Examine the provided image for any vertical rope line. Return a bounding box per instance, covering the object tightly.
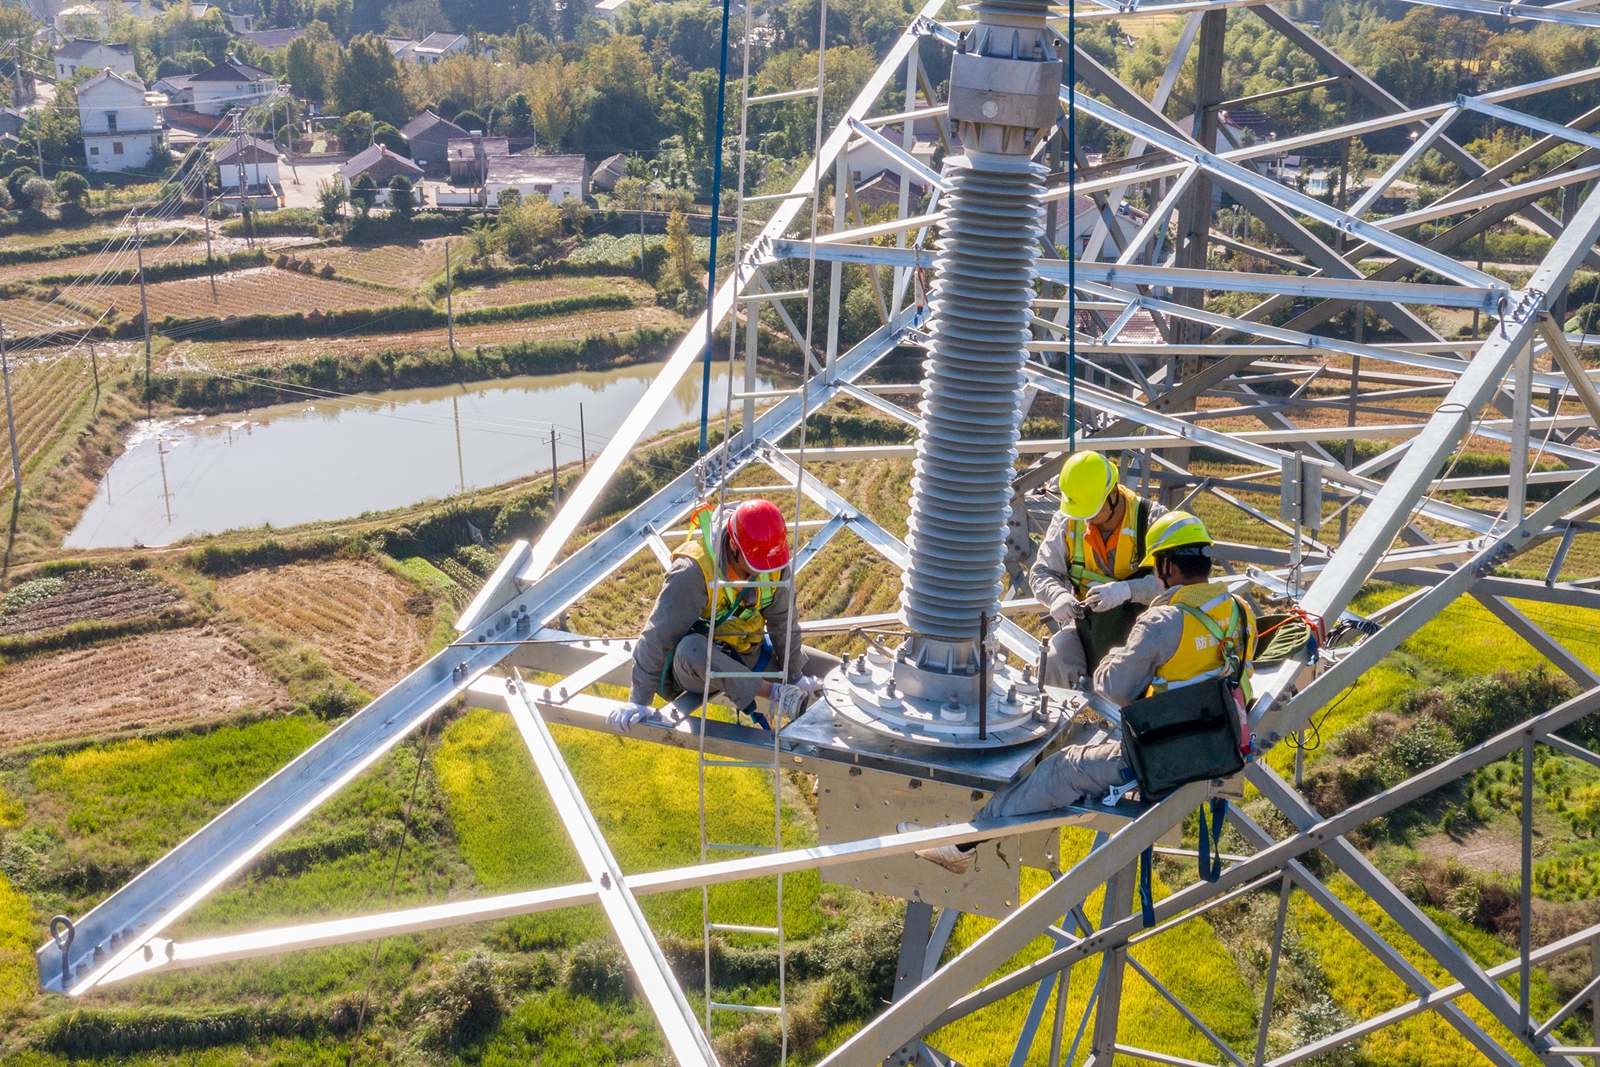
[698,0,736,456]
[1067,3,1077,453]
[344,714,437,1067]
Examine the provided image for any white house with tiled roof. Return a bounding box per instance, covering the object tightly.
[53,39,134,79]
[78,68,164,172]
[188,54,276,116]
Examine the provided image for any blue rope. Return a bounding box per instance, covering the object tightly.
[1066,3,1077,454]
[698,0,735,456]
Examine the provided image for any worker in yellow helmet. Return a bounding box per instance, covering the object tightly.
[909,512,1255,876]
[1029,451,1166,689]
[1093,511,1258,706]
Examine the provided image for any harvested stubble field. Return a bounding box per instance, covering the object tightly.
[157,305,689,372]
[452,275,654,309]
[0,627,287,746]
[217,560,431,693]
[0,236,233,287]
[0,295,90,334]
[0,352,108,493]
[315,239,452,291]
[100,267,398,321]
[0,567,185,637]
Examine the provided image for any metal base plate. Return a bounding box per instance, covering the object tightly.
[819,656,1054,749]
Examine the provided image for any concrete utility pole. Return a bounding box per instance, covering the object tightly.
[579,403,586,473]
[445,240,454,351]
[135,214,150,412]
[88,341,99,409]
[200,156,216,300]
[0,319,19,496]
[549,429,560,506]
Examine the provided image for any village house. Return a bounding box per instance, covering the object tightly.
[77,68,164,172]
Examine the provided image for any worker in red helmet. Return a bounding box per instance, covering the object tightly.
[610,497,840,733]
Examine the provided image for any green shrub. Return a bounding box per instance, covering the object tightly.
[220,207,327,237]
[28,1006,351,1055]
[567,938,631,1000]
[406,950,507,1052]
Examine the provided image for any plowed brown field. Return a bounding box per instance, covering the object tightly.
[218,560,429,692]
[0,568,185,637]
[0,628,285,745]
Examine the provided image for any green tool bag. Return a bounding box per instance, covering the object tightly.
[1119,677,1246,801]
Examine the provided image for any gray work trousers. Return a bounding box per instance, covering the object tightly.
[977,741,1129,818]
[1043,624,1091,690]
[671,633,840,709]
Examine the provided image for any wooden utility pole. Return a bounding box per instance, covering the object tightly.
[0,319,19,496]
[88,342,99,409]
[579,403,586,473]
[445,240,454,351]
[135,214,150,414]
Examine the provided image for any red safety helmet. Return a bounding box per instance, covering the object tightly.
[729,498,791,572]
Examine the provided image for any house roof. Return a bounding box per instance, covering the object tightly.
[385,37,417,53]
[239,26,302,49]
[414,31,464,52]
[77,67,145,96]
[340,143,424,180]
[155,73,192,90]
[214,133,279,163]
[190,55,273,82]
[486,152,586,186]
[594,152,627,178]
[55,39,133,59]
[400,110,466,142]
[446,135,508,161]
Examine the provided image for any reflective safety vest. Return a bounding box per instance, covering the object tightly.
[1146,582,1258,700]
[671,504,781,653]
[1067,483,1150,596]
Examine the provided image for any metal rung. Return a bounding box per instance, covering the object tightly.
[705,842,779,853]
[707,670,786,678]
[735,289,808,303]
[733,388,803,400]
[707,923,781,935]
[711,1002,786,1015]
[718,579,792,588]
[748,86,818,104]
[743,190,811,205]
[702,759,779,769]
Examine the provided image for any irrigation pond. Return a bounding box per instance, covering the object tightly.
[67,361,781,548]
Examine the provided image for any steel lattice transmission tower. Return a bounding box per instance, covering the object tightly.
[34,0,1600,1064]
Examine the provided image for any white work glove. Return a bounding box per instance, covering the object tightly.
[1084,581,1132,613]
[793,673,824,698]
[607,701,655,733]
[768,682,812,723]
[1048,590,1084,624]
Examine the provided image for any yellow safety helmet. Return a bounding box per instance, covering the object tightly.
[1140,511,1214,567]
[1058,451,1119,520]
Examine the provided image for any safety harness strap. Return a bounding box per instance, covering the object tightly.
[1139,846,1156,928]
[1197,797,1227,883]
